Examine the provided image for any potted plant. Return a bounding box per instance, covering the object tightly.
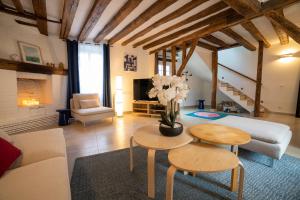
[148,75,189,137]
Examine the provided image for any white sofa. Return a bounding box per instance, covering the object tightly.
[210,116,292,161]
[71,93,115,126]
[0,128,71,200]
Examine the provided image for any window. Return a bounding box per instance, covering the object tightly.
[78,44,103,105]
[158,63,171,76]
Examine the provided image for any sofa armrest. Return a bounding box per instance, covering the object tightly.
[11,128,66,167]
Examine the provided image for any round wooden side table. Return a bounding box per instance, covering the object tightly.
[189,123,251,191]
[130,125,193,199]
[166,143,245,200]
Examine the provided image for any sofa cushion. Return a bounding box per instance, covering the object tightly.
[73,93,99,109]
[0,157,71,200]
[72,106,114,116]
[79,99,100,109]
[12,128,66,167]
[210,116,290,144]
[0,138,21,177]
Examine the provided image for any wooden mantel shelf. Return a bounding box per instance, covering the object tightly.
[0,58,68,75]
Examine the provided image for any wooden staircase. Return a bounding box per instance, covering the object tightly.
[218,81,266,113]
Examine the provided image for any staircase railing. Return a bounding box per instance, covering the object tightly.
[218,63,257,83]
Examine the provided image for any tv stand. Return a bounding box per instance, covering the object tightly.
[132,100,166,117]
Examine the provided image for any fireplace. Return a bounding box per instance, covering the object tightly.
[17,72,53,107]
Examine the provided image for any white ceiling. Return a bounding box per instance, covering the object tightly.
[1,0,300,52]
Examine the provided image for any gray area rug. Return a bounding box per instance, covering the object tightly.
[71,147,300,200]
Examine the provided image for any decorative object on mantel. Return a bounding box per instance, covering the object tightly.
[149,75,189,137]
[58,62,64,70]
[124,54,137,71]
[18,41,43,65]
[9,54,21,61]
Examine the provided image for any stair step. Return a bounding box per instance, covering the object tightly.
[226,86,234,91]
[240,95,247,100]
[220,82,228,87]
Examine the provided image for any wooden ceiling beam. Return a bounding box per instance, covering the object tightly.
[217,43,242,51]
[12,0,24,13]
[267,9,289,45]
[202,35,230,47]
[197,41,218,51]
[266,10,300,45]
[241,21,271,48]
[221,28,256,51]
[222,0,261,16]
[60,0,79,39]
[32,0,48,36]
[122,0,209,46]
[261,0,300,12]
[94,0,142,43]
[143,8,234,50]
[108,0,177,45]
[78,0,111,42]
[133,1,228,48]
[177,40,197,76]
[148,0,299,54]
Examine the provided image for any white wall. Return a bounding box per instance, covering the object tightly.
[219,41,300,114]
[110,44,154,111]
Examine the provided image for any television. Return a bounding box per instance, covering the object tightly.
[133,79,157,101]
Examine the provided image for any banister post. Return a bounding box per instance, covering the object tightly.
[211,50,218,110]
[254,41,264,117]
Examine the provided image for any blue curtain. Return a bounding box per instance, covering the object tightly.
[103,43,111,107]
[66,40,80,109]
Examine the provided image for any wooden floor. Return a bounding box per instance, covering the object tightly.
[61,108,300,177]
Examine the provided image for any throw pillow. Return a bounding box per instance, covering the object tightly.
[79,99,100,109]
[0,130,13,144]
[0,138,21,177]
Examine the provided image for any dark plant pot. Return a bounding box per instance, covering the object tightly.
[159,122,183,137]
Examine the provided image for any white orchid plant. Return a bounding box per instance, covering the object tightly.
[148,74,189,128]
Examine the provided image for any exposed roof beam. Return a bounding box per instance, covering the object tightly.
[221,28,256,51]
[78,0,111,42]
[32,0,48,36]
[109,0,177,44]
[122,0,209,46]
[94,0,142,43]
[133,1,228,48]
[217,43,242,51]
[60,0,79,39]
[266,10,300,45]
[15,19,37,27]
[148,0,299,54]
[267,9,289,45]
[222,0,261,16]
[197,41,218,51]
[202,35,230,47]
[143,9,234,50]
[177,40,197,76]
[261,0,300,11]
[12,0,24,13]
[241,21,271,48]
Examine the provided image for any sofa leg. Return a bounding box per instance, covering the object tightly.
[82,122,86,127]
[269,157,275,168]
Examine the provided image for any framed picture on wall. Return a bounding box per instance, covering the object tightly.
[18,41,43,65]
[124,54,137,71]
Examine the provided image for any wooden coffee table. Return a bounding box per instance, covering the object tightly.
[166,143,245,200]
[130,125,193,198]
[189,124,251,191]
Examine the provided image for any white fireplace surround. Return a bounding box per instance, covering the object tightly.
[0,69,67,134]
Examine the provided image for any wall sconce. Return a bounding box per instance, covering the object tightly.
[278,49,299,63]
[115,76,123,117]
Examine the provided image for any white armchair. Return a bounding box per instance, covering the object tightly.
[70,93,115,126]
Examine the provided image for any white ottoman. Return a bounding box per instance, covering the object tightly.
[210,116,292,160]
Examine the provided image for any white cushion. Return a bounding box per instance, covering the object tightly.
[79,99,100,109]
[0,130,13,144]
[72,93,99,109]
[12,128,66,167]
[0,157,71,200]
[210,116,290,144]
[72,107,114,116]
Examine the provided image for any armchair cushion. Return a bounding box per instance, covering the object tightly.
[72,93,100,109]
[79,99,100,109]
[72,107,113,116]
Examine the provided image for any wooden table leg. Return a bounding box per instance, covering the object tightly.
[148,149,156,198]
[166,165,177,200]
[130,136,134,172]
[230,145,239,192]
[238,162,245,200]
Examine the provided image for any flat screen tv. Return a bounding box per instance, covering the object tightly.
[133,79,157,101]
